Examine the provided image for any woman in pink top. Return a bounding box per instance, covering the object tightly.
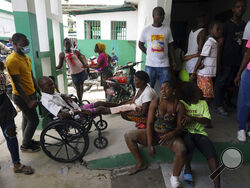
[91,43,113,93]
[57,38,89,103]
[234,38,250,142]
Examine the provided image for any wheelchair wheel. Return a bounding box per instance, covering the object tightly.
[94,136,108,149]
[96,120,108,131]
[76,116,93,133]
[40,119,89,163]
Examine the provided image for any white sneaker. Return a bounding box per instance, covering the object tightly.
[237,130,246,142]
[247,131,250,137]
[170,175,181,188]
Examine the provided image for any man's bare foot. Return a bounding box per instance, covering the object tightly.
[128,163,148,175]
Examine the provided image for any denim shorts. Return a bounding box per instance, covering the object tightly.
[71,70,88,84]
[145,66,171,88]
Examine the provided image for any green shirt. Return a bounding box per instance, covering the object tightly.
[180,100,210,136]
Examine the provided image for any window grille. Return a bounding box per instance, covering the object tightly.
[111,21,127,40]
[84,20,101,39]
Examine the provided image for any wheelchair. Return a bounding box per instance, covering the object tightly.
[39,99,109,163]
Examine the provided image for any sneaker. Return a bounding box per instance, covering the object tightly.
[215,107,229,116]
[21,143,41,153]
[170,175,181,188]
[237,130,246,142]
[31,139,40,146]
[247,131,250,137]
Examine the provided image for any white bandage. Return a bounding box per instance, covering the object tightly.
[110,104,137,114]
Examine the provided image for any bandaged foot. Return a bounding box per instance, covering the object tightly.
[110,104,137,114]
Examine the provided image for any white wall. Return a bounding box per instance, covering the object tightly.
[0,0,12,12]
[135,0,158,62]
[135,0,172,63]
[75,11,138,40]
[0,1,15,38]
[0,12,15,38]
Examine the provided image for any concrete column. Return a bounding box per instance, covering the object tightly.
[11,0,66,128]
[11,0,66,94]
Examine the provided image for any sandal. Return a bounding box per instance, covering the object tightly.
[184,173,194,186]
[128,164,148,175]
[215,107,229,116]
[14,164,34,175]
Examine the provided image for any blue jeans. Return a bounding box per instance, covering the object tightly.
[145,66,171,88]
[237,69,250,131]
[1,120,20,164]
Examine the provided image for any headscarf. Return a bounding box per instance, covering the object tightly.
[96,43,108,60]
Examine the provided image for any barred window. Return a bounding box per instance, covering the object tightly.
[84,20,101,39]
[111,21,127,40]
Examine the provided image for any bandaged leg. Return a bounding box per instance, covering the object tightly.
[110,104,137,114]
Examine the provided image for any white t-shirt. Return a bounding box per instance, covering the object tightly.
[134,85,158,107]
[243,21,250,40]
[139,24,174,67]
[41,92,80,117]
[198,37,218,77]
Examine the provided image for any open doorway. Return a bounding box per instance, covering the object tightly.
[170,0,250,52]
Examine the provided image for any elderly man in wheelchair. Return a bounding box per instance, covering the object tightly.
[38,76,139,163]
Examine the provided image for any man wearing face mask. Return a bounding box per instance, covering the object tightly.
[6,33,41,152]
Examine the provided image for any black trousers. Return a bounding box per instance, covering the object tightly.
[13,93,39,147]
[214,66,239,108]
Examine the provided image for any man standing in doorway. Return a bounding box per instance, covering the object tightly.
[214,0,247,116]
[139,6,176,88]
[6,33,41,152]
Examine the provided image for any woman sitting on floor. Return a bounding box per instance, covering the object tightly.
[124,81,186,188]
[120,71,157,129]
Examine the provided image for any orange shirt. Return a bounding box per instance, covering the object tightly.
[6,51,35,95]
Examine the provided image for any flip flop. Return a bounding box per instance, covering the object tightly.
[128,164,148,175]
[14,164,34,175]
[214,107,229,116]
[184,173,194,186]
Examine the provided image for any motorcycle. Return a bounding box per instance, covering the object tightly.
[82,56,101,92]
[105,61,142,103]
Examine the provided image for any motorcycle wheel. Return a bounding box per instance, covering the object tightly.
[127,84,134,98]
[106,95,113,102]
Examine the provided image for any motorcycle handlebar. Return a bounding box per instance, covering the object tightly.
[119,61,143,70]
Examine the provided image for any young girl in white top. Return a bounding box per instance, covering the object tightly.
[191,21,223,102]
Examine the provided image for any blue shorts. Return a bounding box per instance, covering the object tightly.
[71,70,88,84]
[145,66,171,88]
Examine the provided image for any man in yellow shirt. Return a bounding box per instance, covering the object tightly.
[6,33,41,152]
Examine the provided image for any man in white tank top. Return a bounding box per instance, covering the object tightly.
[184,16,208,74]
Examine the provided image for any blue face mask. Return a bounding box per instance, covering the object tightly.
[21,45,30,54]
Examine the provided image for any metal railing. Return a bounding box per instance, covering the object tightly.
[84,20,101,39]
[111,21,127,40]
